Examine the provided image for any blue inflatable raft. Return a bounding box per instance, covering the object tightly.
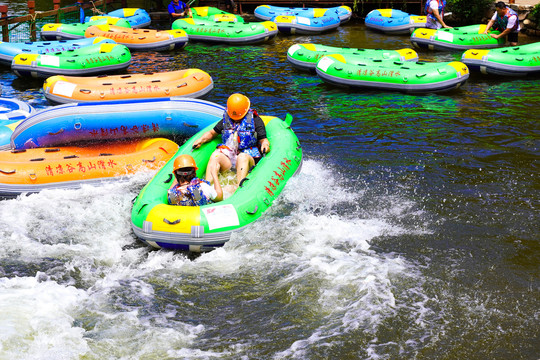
[10,98,223,150]
[85,8,152,28]
[0,98,35,150]
[365,9,427,35]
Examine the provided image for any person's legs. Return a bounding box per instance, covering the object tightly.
[236,152,255,184]
[206,150,232,182]
[507,32,518,46]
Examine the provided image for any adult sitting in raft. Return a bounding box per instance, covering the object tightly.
[425,0,451,29]
[192,93,270,187]
[168,154,223,206]
[168,0,192,23]
[483,1,520,46]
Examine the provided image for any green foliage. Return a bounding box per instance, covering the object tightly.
[446,0,494,25]
[530,3,540,24]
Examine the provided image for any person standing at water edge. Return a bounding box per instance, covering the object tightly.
[168,154,223,206]
[192,93,270,187]
[425,0,451,29]
[483,1,520,46]
[168,0,191,21]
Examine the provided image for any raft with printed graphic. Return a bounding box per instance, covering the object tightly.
[254,5,352,24]
[365,9,426,34]
[287,43,419,71]
[85,8,152,28]
[0,138,179,198]
[43,69,214,104]
[0,98,35,150]
[131,113,303,252]
[191,6,244,22]
[85,25,188,51]
[40,17,132,41]
[410,24,505,51]
[10,98,224,150]
[11,42,131,78]
[0,37,116,67]
[172,18,277,45]
[316,54,470,93]
[461,42,540,76]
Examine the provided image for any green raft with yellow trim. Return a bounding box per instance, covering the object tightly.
[131,113,303,252]
[286,43,419,71]
[461,42,540,76]
[191,6,244,22]
[316,54,470,93]
[410,24,505,51]
[40,17,131,41]
[171,17,278,45]
[11,42,131,78]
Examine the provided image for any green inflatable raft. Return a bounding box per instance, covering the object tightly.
[191,6,245,22]
[286,43,419,71]
[172,18,278,45]
[11,43,131,78]
[40,17,131,41]
[131,114,303,252]
[410,24,505,51]
[461,41,540,76]
[315,54,470,93]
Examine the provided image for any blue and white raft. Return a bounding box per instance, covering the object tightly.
[365,9,427,34]
[0,98,35,150]
[10,98,224,150]
[272,13,341,35]
[85,8,152,28]
[254,5,352,24]
[0,37,116,67]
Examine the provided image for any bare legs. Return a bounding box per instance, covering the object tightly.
[205,150,254,186]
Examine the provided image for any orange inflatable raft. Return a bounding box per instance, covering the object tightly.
[0,137,179,197]
[43,69,213,104]
[85,25,188,51]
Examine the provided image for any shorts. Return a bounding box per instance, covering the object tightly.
[507,32,518,44]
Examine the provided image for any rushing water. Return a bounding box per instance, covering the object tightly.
[0,10,539,360]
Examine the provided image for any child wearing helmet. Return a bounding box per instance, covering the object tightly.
[192,93,270,187]
[168,154,223,206]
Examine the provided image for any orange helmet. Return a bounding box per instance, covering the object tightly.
[226,93,250,120]
[173,154,197,172]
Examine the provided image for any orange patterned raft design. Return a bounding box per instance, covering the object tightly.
[85,25,188,51]
[0,138,178,192]
[43,69,213,104]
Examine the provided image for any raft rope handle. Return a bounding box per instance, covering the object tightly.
[239,177,250,188]
[30,158,45,161]
[136,203,147,212]
[11,149,26,153]
[142,156,156,162]
[163,218,181,225]
[0,169,16,174]
[245,205,258,215]
[48,128,64,135]
[80,89,91,94]
[29,172,37,180]
[64,155,79,159]
[45,148,60,152]
[164,174,173,183]
[177,82,188,88]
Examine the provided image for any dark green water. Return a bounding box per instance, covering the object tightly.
[0,12,539,360]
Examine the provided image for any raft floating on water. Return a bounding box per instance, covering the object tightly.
[191,6,244,22]
[11,42,131,78]
[0,37,116,67]
[10,98,224,150]
[365,9,426,34]
[86,8,152,28]
[131,113,303,252]
[461,42,540,76]
[43,69,213,104]
[85,25,188,51]
[254,5,352,24]
[0,137,178,198]
[40,17,131,41]
[272,14,341,35]
[410,24,505,51]
[172,18,277,45]
[316,54,470,93]
[287,43,418,71]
